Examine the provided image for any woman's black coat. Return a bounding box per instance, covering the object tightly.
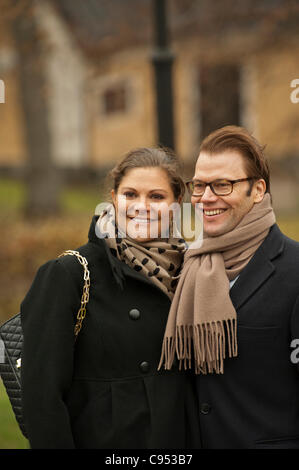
[20,216,200,449]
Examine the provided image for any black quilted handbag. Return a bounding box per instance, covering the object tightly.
[0,313,27,437]
[0,250,90,439]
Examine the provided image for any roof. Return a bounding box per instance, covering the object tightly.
[52,0,152,57]
[52,0,299,58]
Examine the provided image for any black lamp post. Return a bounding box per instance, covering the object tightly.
[151,0,175,150]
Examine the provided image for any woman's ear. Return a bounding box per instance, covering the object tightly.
[111,189,116,205]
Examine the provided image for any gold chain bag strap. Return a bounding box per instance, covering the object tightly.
[0,249,91,439]
[58,250,91,338]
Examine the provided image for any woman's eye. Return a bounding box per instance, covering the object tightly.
[150,194,165,200]
[123,192,136,198]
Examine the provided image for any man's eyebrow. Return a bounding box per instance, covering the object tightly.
[192,177,230,181]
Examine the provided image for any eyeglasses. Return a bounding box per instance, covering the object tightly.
[186,178,254,197]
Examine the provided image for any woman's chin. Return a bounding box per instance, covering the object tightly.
[126,220,162,241]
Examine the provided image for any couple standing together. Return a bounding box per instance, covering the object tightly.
[21,125,299,449]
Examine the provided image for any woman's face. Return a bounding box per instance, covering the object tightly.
[111,167,179,242]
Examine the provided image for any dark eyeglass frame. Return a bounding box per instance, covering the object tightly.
[186,178,255,197]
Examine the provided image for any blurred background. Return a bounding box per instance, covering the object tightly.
[0,0,299,448]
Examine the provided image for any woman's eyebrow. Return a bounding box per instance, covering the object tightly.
[149,189,168,193]
[120,187,168,193]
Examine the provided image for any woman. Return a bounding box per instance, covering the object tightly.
[20,147,200,449]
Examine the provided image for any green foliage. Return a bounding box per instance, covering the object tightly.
[0,178,26,213]
[277,216,299,242]
[60,185,104,214]
[0,177,103,215]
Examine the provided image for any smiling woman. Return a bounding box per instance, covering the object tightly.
[20,146,201,449]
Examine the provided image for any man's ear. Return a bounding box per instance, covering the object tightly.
[253,179,266,203]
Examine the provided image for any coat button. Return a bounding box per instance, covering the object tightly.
[200,403,211,415]
[139,361,150,373]
[129,308,141,320]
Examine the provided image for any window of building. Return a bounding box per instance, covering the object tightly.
[102,83,127,115]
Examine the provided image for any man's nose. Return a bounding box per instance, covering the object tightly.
[200,185,218,203]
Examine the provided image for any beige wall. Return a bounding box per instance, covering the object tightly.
[254,45,299,159]
[0,72,27,166]
[88,48,157,167]
[0,24,26,166]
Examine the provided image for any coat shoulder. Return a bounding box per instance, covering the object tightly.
[53,240,108,287]
[267,224,299,262]
[281,232,299,263]
[283,233,299,252]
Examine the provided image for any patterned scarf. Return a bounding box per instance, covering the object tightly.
[95,207,186,299]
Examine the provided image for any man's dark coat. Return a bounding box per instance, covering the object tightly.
[197,224,299,449]
[21,216,200,449]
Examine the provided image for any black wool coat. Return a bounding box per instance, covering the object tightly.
[20,216,200,449]
[196,224,299,449]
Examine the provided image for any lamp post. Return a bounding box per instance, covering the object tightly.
[151,0,175,150]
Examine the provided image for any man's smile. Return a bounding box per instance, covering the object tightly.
[203,208,227,217]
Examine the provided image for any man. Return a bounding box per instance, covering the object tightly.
[159,125,299,449]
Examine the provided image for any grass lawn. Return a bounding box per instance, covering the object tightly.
[0,379,29,449]
[0,177,103,216]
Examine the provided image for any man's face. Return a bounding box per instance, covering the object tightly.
[191,150,266,237]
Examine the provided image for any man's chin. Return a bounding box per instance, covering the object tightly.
[203,223,228,238]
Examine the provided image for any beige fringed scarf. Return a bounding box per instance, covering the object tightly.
[96,208,186,299]
[158,193,276,374]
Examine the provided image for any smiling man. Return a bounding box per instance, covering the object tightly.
[190,149,265,237]
[159,125,299,449]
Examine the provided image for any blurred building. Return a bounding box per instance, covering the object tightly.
[0,0,299,199]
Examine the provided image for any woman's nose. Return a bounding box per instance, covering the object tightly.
[130,198,149,215]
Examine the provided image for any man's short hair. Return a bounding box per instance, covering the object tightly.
[199,125,271,194]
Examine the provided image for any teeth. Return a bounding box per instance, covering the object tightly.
[133,218,150,223]
[204,209,225,216]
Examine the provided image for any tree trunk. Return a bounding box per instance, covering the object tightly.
[11,0,62,218]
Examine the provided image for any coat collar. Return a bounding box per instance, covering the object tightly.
[88,215,125,289]
[229,223,285,310]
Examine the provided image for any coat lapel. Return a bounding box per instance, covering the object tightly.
[229,224,285,310]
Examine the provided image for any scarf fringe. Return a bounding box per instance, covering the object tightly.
[158,318,238,375]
